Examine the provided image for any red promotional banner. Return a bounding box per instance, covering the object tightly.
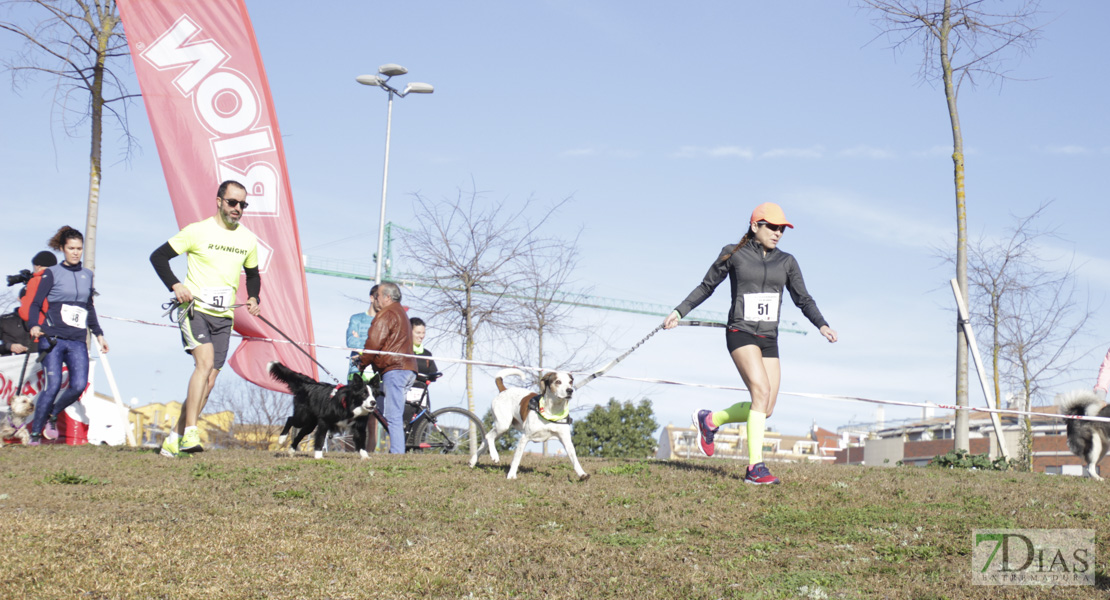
[118,0,317,390]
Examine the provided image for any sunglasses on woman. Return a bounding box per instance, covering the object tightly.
[757,222,786,233]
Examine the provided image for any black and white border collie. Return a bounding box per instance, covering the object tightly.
[1059,389,1110,480]
[270,361,373,459]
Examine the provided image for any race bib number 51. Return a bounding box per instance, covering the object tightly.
[743,292,780,322]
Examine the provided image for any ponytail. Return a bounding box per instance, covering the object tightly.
[47,226,83,251]
[717,230,755,264]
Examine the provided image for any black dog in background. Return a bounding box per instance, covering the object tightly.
[270,361,372,459]
[1058,389,1110,480]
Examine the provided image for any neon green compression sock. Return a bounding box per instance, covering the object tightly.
[710,401,752,428]
[747,410,767,465]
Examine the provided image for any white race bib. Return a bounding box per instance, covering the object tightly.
[406,387,426,404]
[743,292,780,322]
[199,286,234,310]
[60,304,88,329]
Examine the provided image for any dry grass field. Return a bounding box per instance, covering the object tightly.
[1,444,1107,599]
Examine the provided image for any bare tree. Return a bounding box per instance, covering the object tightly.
[956,203,1092,468]
[498,231,615,378]
[962,204,1050,410]
[0,288,18,314]
[1,0,138,270]
[207,377,293,450]
[861,0,1043,450]
[399,186,571,416]
[1001,254,1091,467]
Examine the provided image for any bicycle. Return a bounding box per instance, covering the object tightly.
[314,373,486,456]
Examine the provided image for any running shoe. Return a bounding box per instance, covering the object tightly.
[744,462,781,485]
[179,429,204,454]
[692,409,719,457]
[28,435,41,446]
[42,418,58,441]
[160,436,181,458]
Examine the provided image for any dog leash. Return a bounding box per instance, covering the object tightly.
[14,346,32,396]
[164,297,342,384]
[255,313,341,384]
[575,320,725,390]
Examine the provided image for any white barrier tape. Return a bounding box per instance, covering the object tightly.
[595,372,1110,425]
[101,314,553,375]
[102,314,1109,424]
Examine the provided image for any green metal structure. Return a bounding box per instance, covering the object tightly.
[302,222,806,335]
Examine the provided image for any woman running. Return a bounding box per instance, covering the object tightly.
[26,226,108,444]
[663,203,835,484]
[1095,347,1110,401]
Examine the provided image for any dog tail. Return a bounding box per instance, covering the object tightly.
[1058,389,1103,417]
[495,368,526,393]
[268,361,318,394]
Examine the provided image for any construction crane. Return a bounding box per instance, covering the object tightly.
[301,223,806,335]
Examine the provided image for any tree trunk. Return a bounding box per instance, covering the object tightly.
[538,325,546,456]
[84,22,108,271]
[1022,364,1033,472]
[939,0,970,452]
[992,295,1001,409]
[464,285,477,450]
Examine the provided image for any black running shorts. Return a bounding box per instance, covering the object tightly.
[726,328,779,358]
[180,311,233,370]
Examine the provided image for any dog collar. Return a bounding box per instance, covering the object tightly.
[4,412,29,435]
[331,384,348,410]
[528,395,572,424]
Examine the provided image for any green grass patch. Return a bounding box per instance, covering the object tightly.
[273,488,311,500]
[597,461,651,476]
[2,449,1108,598]
[42,469,107,485]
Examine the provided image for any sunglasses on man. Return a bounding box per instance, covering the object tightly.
[221,198,249,209]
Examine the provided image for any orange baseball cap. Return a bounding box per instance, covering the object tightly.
[750,202,794,228]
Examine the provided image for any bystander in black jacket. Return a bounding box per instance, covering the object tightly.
[0,310,36,356]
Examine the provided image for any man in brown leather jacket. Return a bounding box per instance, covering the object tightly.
[360,282,417,453]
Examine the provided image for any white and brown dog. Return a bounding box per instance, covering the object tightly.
[470,368,588,480]
[1,394,36,445]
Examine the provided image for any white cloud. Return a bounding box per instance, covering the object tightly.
[837,145,895,159]
[1061,249,1110,292]
[609,149,642,159]
[910,144,983,158]
[786,188,949,250]
[559,146,641,159]
[761,145,824,159]
[912,145,952,158]
[671,145,754,159]
[560,147,597,157]
[1043,144,1088,155]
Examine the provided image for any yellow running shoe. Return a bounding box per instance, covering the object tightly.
[160,435,181,458]
[180,429,204,454]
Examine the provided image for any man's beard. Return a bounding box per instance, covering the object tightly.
[220,207,241,227]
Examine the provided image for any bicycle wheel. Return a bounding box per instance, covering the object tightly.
[413,407,486,456]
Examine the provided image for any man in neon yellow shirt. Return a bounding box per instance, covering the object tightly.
[150,180,262,456]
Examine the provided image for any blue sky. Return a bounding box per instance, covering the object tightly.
[2,1,1108,437]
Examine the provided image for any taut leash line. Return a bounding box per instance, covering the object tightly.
[575,319,724,390]
[254,313,340,384]
[163,297,341,384]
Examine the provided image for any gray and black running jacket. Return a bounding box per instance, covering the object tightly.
[673,239,828,340]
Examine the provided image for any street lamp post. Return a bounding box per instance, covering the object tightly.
[357,64,434,285]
